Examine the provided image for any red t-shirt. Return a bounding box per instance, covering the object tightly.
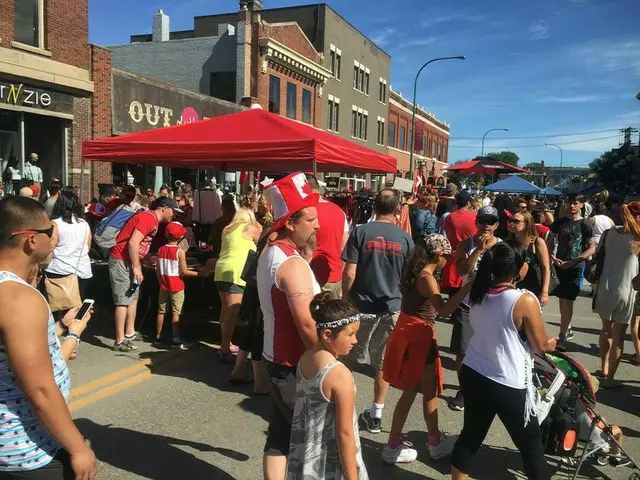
[535,223,550,240]
[310,200,349,285]
[442,208,477,289]
[110,211,159,263]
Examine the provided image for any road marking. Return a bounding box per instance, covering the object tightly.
[69,349,205,412]
[70,359,151,400]
[69,371,151,413]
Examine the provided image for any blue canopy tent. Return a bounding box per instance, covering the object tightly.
[579,185,605,196]
[540,186,563,196]
[485,176,541,194]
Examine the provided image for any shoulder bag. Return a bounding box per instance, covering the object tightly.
[584,228,611,285]
[45,223,87,312]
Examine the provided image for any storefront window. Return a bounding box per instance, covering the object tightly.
[268,75,280,114]
[302,89,311,124]
[286,83,297,119]
[14,0,41,48]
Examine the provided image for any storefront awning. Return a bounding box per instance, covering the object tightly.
[82,109,397,174]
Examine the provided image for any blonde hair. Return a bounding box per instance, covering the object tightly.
[469,197,483,213]
[621,202,640,239]
[224,207,258,235]
[510,210,538,245]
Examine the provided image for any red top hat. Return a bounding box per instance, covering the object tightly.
[263,172,319,231]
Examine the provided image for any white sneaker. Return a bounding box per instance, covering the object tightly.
[428,432,458,460]
[381,439,418,464]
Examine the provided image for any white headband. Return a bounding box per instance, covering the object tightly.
[316,313,375,330]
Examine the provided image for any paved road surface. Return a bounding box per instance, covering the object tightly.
[68,291,640,479]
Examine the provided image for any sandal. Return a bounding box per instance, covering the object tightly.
[217,350,234,364]
[601,380,624,390]
[592,370,606,378]
[229,376,253,386]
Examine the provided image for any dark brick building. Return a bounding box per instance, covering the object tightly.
[0,0,110,199]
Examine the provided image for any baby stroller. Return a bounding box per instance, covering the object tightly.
[533,351,639,480]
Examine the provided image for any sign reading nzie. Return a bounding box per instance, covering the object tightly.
[0,80,74,114]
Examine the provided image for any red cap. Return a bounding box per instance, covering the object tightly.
[30,185,40,196]
[88,202,107,218]
[262,172,319,231]
[165,221,187,239]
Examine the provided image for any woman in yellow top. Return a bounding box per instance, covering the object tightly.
[214,208,262,361]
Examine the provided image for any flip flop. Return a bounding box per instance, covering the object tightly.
[229,376,253,386]
[592,370,606,378]
[601,381,624,390]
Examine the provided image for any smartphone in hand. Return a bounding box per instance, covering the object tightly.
[74,299,95,321]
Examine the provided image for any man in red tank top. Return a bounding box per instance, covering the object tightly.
[257,173,321,480]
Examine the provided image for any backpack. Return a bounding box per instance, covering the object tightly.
[94,203,137,249]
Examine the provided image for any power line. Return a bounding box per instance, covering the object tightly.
[449,134,622,149]
[450,128,623,140]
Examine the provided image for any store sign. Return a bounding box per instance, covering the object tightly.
[325,177,339,189]
[0,80,74,114]
[112,71,244,134]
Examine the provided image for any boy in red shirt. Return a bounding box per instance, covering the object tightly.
[154,222,203,349]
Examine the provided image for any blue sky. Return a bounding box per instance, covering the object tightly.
[89,0,640,167]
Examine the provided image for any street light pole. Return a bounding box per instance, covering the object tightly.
[545,143,563,190]
[481,128,509,156]
[409,56,466,177]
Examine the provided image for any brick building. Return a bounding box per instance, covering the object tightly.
[0,0,111,198]
[112,1,330,130]
[388,88,450,186]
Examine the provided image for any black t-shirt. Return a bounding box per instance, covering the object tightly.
[550,217,593,268]
[342,221,414,313]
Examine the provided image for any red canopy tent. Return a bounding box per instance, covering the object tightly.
[446,156,528,174]
[82,109,396,174]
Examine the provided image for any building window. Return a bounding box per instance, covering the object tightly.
[286,82,297,119]
[362,114,368,141]
[268,75,281,114]
[422,136,427,156]
[15,0,44,48]
[364,72,370,95]
[330,50,336,76]
[327,97,340,131]
[352,110,358,137]
[377,118,385,145]
[399,126,406,151]
[336,52,341,80]
[353,66,359,89]
[302,89,312,124]
[389,122,397,148]
[379,79,387,103]
[359,68,365,91]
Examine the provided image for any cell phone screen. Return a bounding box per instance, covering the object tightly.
[74,300,94,320]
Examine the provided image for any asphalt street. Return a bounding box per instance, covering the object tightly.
[68,290,640,480]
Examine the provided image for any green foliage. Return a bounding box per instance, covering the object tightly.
[486,151,520,166]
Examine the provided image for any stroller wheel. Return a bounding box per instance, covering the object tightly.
[596,455,609,466]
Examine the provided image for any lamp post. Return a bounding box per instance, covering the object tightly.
[409,56,466,176]
[545,143,563,191]
[481,128,509,156]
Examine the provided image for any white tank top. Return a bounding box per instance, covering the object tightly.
[46,218,92,279]
[464,288,538,426]
[591,215,613,247]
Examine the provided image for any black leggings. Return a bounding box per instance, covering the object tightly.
[0,449,73,479]
[451,365,551,480]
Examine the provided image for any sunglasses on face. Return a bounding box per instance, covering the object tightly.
[11,225,55,239]
[508,218,524,225]
[477,218,497,226]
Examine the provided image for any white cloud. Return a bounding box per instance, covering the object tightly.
[571,39,640,76]
[395,37,436,49]
[370,27,395,46]
[529,21,550,40]
[536,94,606,103]
[421,13,483,28]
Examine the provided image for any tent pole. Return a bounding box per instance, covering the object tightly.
[312,158,317,177]
[79,159,85,205]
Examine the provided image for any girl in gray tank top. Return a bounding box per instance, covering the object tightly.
[287,293,369,480]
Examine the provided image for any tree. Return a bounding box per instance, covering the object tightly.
[486,151,519,166]
[524,162,544,170]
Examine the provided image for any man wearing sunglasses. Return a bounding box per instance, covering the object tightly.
[448,205,502,412]
[0,196,97,479]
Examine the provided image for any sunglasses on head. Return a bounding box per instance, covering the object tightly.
[477,217,497,226]
[11,225,55,239]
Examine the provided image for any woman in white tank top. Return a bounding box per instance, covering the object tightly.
[588,202,615,247]
[451,242,557,480]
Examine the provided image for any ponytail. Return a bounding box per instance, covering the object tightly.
[621,202,640,240]
[469,248,494,305]
[468,242,526,306]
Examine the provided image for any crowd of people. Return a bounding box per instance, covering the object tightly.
[0,170,638,479]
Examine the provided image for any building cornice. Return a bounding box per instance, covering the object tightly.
[388,146,448,165]
[389,93,450,135]
[0,46,94,94]
[258,37,331,85]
